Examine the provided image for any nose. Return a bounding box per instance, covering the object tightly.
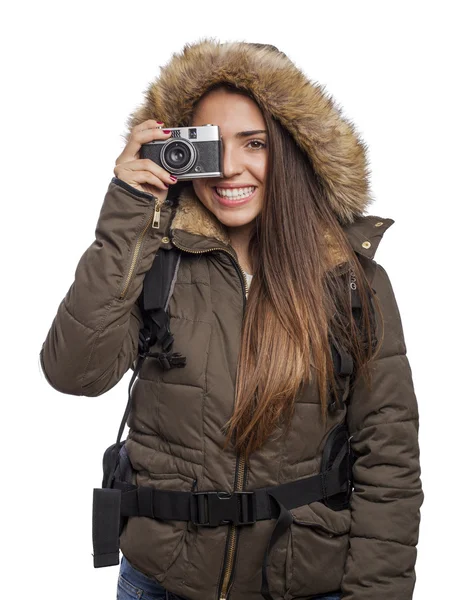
[221,143,243,178]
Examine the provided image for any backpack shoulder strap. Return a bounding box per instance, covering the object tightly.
[328,267,370,413]
[137,246,184,359]
[141,246,181,313]
[115,247,185,446]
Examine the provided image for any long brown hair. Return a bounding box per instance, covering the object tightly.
[191,83,384,463]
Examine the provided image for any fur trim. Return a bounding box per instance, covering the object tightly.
[125,37,373,225]
[170,184,231,247]
[170,184,349,270]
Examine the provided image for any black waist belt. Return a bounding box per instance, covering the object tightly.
[119,458,347,524]
[93,441,350,600]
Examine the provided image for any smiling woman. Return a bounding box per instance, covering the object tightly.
[40,38,423,600]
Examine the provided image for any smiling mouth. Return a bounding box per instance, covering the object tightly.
[211,186,258,205]
[212,186,257,199]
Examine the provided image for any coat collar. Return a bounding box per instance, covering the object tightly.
[169,184,394,274]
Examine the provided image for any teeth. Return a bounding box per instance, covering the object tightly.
[215,186,255,199]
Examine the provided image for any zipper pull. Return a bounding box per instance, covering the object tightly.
[349,267,357,290]
[152,198,161,229]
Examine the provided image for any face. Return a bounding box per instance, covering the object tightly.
[190,88,268,234]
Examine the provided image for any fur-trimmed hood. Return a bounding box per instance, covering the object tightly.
[124,38,392,267]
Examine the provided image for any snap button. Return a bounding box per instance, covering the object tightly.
[375,221,383,227]
[162,236,170,244]
[362,241,371,249]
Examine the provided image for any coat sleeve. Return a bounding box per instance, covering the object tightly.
[340,261,424,600]
[39,177,174,397]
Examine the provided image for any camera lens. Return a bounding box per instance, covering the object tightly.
[168,145,187,166]
[161,139,196,174]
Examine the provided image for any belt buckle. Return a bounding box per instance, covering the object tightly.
[234,491,256,525]
[190,491,256,527]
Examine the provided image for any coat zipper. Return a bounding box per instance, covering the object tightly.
[219,452,246,600]
[119,197,164,299]
[170,237,248,600]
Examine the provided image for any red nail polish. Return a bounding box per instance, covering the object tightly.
[170,175,177,181]
[156,121,164,124]
[162,129,171,134]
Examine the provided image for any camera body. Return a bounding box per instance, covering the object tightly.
[140,124,223,180]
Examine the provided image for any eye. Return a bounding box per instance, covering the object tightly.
[247,139,267,150]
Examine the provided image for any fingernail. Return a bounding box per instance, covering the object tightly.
[156,121,164,124]
[169,175,177,181]
[162,129,171,134]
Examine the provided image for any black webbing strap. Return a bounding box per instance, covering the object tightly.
[119,463,346,524]
[116,249,185,467]
[328,278,364,413]
[92,488,122,567]
[114,355,146,462]
[137,248,186,371]
[142,247,181,312]
[328,337,354,413]
[260,441,349,600]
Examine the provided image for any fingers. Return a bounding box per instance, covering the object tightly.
[114,157,176,188]
[114,120,178,196]
[117,119,172,164]
[114,160,175,189]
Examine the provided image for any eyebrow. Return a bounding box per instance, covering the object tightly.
[234,129,268,138]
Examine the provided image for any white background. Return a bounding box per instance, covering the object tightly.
[2,1,468,598]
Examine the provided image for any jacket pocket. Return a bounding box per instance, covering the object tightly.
[287,501,351,597]
[119,472,194,582]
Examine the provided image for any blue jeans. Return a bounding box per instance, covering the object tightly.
[117,555,180,599]
[117,554,342,599]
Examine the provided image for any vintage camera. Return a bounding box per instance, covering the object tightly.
[140,124,223,180]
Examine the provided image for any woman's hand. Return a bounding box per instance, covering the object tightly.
[114,120,178,200]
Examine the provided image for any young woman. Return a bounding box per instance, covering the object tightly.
[40,40,424,600]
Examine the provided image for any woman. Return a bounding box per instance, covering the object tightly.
[40,40,424,600]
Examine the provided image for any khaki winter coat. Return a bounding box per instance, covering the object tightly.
[40,40,424,600]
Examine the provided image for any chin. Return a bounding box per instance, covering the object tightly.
[218,215,257,229]
[195,184,262,226]
[213,204,261,227]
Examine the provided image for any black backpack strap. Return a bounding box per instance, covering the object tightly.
[328,267,368,413]
[138,247,182,354]
[116,247,185,447]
